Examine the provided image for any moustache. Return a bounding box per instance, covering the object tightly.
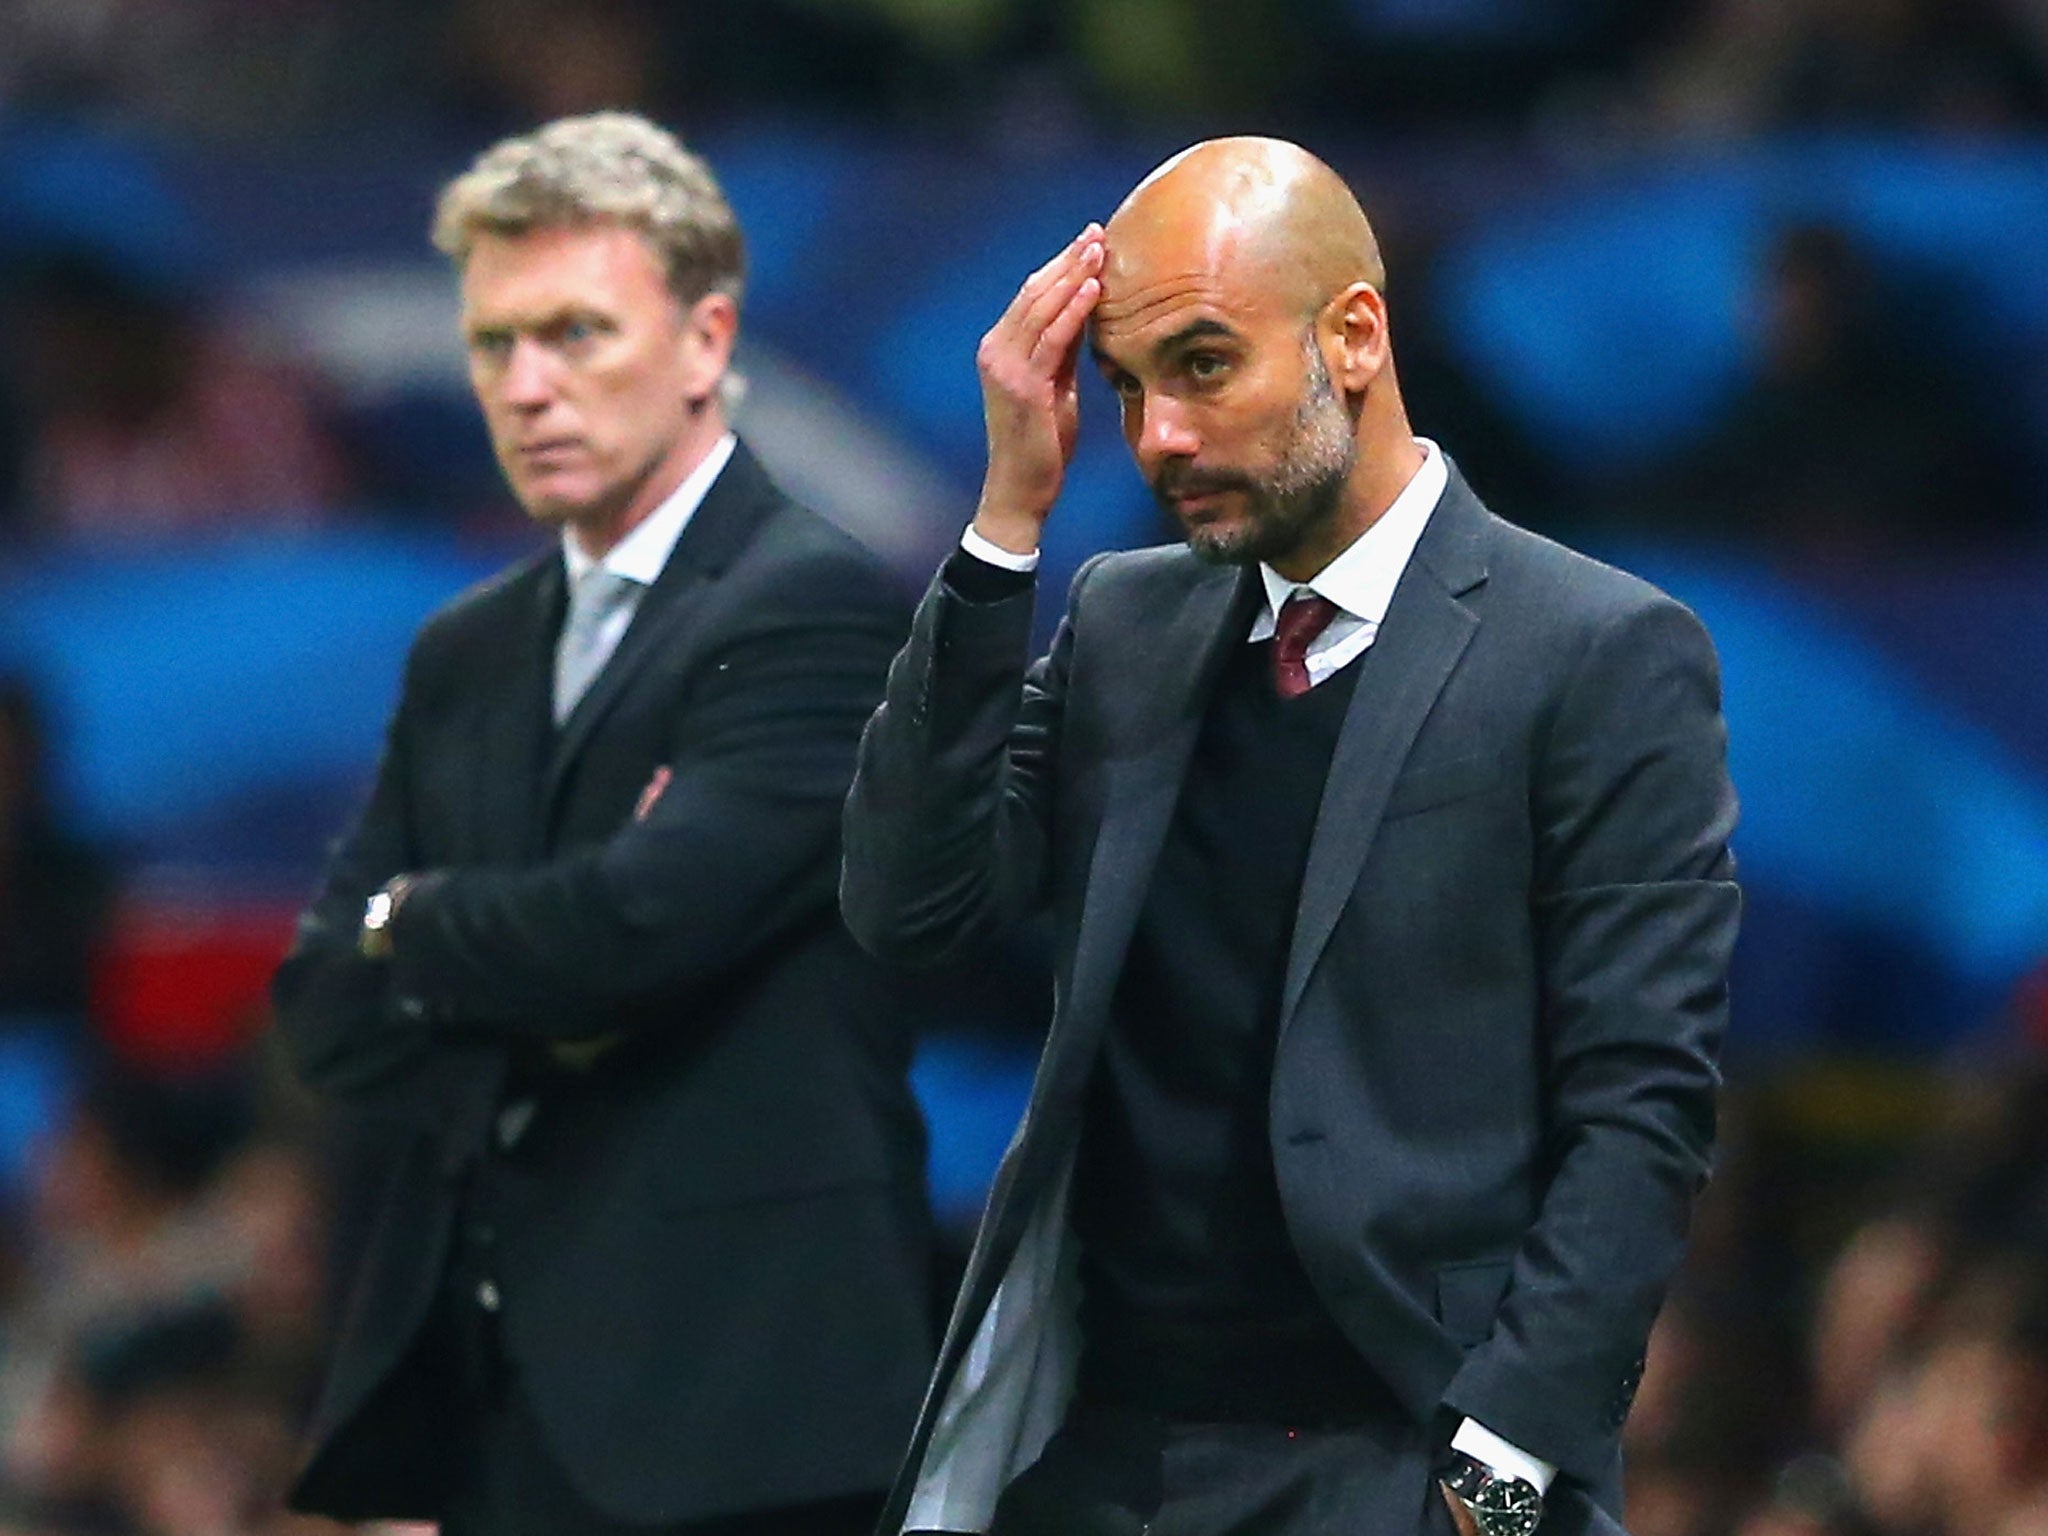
[1152,463,1255,502]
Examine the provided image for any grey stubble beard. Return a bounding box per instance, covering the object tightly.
[1179,336,1356,568]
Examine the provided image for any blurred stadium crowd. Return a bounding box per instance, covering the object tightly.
[0,2,2045,1533]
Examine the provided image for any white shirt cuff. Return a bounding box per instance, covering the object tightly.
[960,523,1040,572]
[1452,1419,1556,1495]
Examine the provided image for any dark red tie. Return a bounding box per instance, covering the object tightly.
[1272,591,1341,699]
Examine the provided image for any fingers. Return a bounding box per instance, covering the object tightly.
[994,226,1102,362]
[978,225,1104,404]
[1036,269,1099,375]
[1017,227,1103,344]
[970,225,1105,528]
[1009,224,1103,326]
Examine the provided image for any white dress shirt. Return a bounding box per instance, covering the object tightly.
[961,519,1041,572]
[559,431,737,676]
[1247,437,1444,685]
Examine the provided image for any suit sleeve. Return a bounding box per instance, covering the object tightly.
[382,555,907,1035]
[839,553,1092,968]
[270,645,433,1102]
[1440,595,1740,1485]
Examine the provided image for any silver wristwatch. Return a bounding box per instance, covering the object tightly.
[1441,1450,1544,1536]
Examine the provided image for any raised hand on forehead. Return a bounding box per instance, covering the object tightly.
[971,224,1104,556]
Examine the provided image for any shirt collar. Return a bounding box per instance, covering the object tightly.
[1256,438,1446,628]
[562,432,738,586]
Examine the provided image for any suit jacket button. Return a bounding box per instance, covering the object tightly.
[398,996,428,1020]
[476,1279,501,1313]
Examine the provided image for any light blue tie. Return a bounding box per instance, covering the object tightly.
[553,567,640,724]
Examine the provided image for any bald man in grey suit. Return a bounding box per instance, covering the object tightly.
[843,138,1738,1536]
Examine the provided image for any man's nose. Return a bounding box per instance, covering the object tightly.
[500,337,555,410]
[1134,393,1200,468]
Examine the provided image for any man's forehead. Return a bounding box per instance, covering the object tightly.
[460,223,663,315]
[1094,262,1225,330]
[1091,231,1291,359]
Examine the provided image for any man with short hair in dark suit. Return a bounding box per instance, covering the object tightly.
[842,138,1739,1536]
[273,112,931,1536]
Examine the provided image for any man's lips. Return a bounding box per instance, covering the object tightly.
[1161,483,1239,517]
[517,438,584,464]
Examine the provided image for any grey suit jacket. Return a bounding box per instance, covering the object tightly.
[842,468,1739,1534]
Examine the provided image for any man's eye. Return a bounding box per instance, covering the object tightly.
[562,319,595,345]
[1112,374,1142,400]
[1187,353,1227,380]
[470,332,513,361]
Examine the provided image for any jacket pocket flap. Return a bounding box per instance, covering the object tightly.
[1383,752,1503,820]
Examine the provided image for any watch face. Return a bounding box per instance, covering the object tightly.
[1473,1479,1544,1536]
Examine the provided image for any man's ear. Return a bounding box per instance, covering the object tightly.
[1327,282,1391,394]
[679,291,739,405]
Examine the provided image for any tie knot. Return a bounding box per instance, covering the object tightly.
[567,567,638,628]
[578,565,637,601]
[1274,591,1340,664]
[1271,591,1341,700]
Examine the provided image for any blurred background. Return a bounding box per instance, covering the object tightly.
[0,1,2046,1532]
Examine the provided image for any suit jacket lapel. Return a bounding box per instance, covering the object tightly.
[541,443,772,819]
[1044,561,1258,1108]
[467,554,559,863]
[1279,470,1492,1032]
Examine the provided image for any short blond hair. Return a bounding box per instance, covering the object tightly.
[432,111,746,310]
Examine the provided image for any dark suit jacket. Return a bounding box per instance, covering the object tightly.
[841,468,1739,1534]
[274,444,933,1525]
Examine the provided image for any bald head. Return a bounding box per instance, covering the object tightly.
[1103,137,1384,324]
[1087,136,1420,582]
